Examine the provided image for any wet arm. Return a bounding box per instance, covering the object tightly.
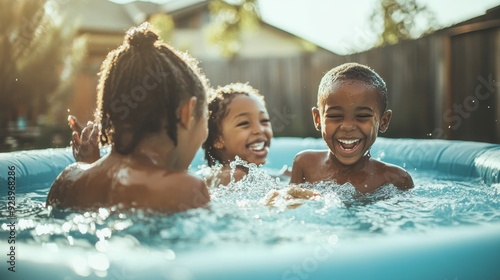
[289,155,306,184]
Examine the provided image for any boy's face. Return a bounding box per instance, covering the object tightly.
[215,94,273,165]
[312,80,392,166]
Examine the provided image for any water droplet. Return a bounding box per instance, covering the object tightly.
[165,249,176,260]
[328,234,339,245]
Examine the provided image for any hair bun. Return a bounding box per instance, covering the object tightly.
[126,22,158,49]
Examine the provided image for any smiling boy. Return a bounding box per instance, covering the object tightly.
[290,63,414,193]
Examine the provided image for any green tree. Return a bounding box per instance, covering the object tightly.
[370,0,439,47]
[207,0,260,58]
[149,13,175,44]
[0,0,84,147]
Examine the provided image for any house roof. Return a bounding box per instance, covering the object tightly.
[55,0,210,33]
[451,5,500,27]
[162,0,208,15]
[54,0,331,56]
[55,0,135,33]
[432,4,500,37]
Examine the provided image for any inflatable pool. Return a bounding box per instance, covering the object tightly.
[1,137,500,279]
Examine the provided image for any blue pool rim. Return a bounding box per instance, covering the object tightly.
[1,137,499,191]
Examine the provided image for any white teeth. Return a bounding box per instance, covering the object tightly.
[338,139,360,144]
[249,141,265,150]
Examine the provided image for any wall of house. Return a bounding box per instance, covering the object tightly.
[171,26,315,59]
[67,37,116,123]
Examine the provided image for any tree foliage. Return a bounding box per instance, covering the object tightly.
[370,0,439,47]
[0,0,84,131]
[149,13,175,44]
[207,0,260,58]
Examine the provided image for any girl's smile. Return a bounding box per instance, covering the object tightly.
[216,94,273,165]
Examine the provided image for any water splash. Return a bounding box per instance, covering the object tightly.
[0,168,499,258]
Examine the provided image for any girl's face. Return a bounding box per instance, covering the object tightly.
[313,80,392,166]
[215,94,273,166]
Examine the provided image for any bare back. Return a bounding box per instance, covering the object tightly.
[290,150,414,193]
[46,153,210,211]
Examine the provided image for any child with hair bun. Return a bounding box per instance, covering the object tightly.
[47,23,210,211]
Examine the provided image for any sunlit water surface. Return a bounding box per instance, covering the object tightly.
[1,160,500,257]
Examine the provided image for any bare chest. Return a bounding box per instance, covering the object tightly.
[304,164,387,193]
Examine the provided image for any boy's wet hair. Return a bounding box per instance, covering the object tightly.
[318,63,388,112]
[202,82,265,166]
[95,22,209,154]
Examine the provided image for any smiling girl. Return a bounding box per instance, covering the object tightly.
[202,83,273,186]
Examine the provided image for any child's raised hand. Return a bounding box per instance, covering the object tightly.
[68,115,100,163]
[68,115,84,135]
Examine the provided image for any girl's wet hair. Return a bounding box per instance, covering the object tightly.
[95,22,209,154]
[202,82,265,166]
[318,62,388,112]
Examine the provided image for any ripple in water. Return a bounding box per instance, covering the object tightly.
[1,163,499,255]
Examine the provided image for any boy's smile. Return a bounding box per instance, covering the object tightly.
[335,138,362,156]
[313,80,392,166]
[217,94,273,165]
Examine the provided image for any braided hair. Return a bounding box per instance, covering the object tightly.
[202,82,265,166]
[95,22,209,154]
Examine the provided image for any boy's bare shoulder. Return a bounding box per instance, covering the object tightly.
[290,150,329,184]
[376,160,414,190]
[293,149,329,163]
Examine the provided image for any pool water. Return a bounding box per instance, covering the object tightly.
[1,163,499,251]
[1,137,500,279]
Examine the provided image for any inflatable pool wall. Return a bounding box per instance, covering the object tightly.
[1,137,500,280]
[2,137,500,190]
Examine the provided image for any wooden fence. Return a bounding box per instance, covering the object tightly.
[200,24,500,143]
